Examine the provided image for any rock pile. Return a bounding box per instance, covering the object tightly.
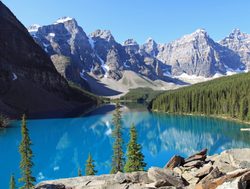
[35,148,250,189]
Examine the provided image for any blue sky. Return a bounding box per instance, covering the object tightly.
[3,0,250,44]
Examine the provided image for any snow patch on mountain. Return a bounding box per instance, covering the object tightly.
[28,24,40,33]
[54,17,73,24]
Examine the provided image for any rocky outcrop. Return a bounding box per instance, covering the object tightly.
[0,2,96,118]
[220,29,250,70]
[35,148,250,189]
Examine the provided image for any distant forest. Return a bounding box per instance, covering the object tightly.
[151,72,250,122]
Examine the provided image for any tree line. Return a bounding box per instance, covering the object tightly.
[10,103,146,188]
[151,72,250,121]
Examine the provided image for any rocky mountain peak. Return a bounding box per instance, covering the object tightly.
[146,37,157,45]
[27,24,41,33]
[220,29,250,69]
[231,28,242,36]
[123,39,138,46]
[54,17,75,24]
[90,29,114,41]
[194,28,207,34]
[141,37,158,57]
[228,28,250,41]
[185,28,209,41]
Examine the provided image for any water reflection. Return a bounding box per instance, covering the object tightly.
[0,105,250,188]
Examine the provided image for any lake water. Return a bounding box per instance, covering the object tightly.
[1,104,250,188]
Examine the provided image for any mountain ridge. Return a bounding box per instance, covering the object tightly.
[28,17,250,96]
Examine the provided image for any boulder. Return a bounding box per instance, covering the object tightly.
[126,171,152,184]
[222,149,250,169]
[215,178,240,189]
[195,167,223,189]
[210,149,250,173]
[183,160,204,168]
[182,171,199,185]
[147,167,186,187]
[164,155,185,170]
[114,172,128,184]
[173,167,183,175]
[195,163,213,178]
[195,168,250,189]
[184,149,207,164]
[239,171,250,189]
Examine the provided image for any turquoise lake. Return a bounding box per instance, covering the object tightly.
[1,104,250,188]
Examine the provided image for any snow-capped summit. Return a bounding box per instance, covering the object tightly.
[27,24,40,33]
[90,29,114,41]
[194,28,206,34]
[181,28,208,43]
[54,17,74,24]
[123,39,138,46]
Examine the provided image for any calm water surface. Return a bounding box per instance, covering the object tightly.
[0,104,250,188]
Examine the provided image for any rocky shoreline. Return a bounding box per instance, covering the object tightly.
[35,148,250,189]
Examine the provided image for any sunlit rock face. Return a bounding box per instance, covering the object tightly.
[220,29,250,69]
[157,29,244,77]
[29,20,249,93]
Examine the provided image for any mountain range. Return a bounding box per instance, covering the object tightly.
[28,17,250,96]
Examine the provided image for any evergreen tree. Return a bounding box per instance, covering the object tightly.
[151,72,250,122]
[78,167,82,176]
[124,123,146,172]
[110,102,124,174]
[9,174,16,189]
[19,114,36,189]
[85,153,97,176]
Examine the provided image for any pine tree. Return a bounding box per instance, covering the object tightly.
[19,114,36,189]
[110,102,124,174]
[85,153,97,176]
[78,167,82,176]
[124,123,146,172]
[9,174,16,189]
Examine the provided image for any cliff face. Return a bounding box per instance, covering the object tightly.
[0,2,96,118]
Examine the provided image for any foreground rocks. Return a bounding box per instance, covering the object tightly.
[35,149,250,189]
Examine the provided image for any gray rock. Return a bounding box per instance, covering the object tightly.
[164,155,185,170]
[212,148,250,173]
[148,167,186,187]
[220,29,250,69]
[181,171,199,185]
[195,163,213,178]
[183,160,204,168]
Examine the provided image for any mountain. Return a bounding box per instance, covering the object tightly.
[0,2,96,118]
[28,19,249,96]
[151,72,250,122]
[157,29,245,77]
[220,29,250,70]
[30,20,177,95]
